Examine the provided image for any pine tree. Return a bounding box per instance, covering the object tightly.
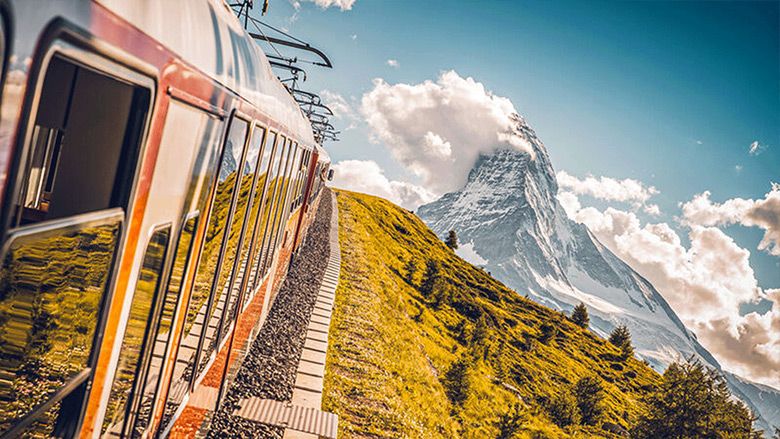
[632,359,763,439]
[547,390,580,428]
[609,324,634,360]
[403,258,417,285]
[571,302,589,329]
[496,403,525,439]
[539,323,557,344]
[442,356,471,407]
[573,376,604,425]
[445,230,459,250]
[420,260,440,298]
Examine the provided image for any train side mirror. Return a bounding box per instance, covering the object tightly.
[327,169,334,181]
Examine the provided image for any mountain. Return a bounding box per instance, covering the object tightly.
[417,115,780,435]
[326,189,663,437]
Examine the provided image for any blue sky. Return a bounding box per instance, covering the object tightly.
[255,0,779,286]
[249,0,780,385]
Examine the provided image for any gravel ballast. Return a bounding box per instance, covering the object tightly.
[207,189,333,438]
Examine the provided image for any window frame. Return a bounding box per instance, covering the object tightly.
[0,35,154,437]
[0,207,125,438]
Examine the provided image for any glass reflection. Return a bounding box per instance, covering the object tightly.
[0,212,122,436]
[132,215,196,438]
[220,127,266,335]
[195,118,248,376]
[100,226,169,438]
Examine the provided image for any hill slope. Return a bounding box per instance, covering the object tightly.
[323,189,662,438]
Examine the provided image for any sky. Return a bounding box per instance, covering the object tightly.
[249,0,780,388]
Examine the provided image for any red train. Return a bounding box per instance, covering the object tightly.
[0,1,331,437]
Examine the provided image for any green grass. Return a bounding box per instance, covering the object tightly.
[323,190,661,438]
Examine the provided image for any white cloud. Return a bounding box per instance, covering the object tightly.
[361,70,534,195]
[643,204,661,216]
[386,59,399,68]
[320,89,358,130]
[301,0,355,10]
[696,140,704,145]
[556,170,658,207]
[350,34,357,40]
[735,164,743,173]
[748,140,767,156]
[331,160,435,209]
[562,190,780,388]
[680,184,780,256]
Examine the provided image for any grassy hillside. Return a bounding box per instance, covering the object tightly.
[322,190,662,438]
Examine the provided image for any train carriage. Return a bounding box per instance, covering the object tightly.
[0,1,331,437]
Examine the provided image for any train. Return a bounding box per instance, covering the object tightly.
[0,1,332,437]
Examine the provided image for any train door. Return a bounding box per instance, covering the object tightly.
[0,50,152,438]
[100,98,224,438]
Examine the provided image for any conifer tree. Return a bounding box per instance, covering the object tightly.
[609,324,634,360]
[445,230,459,250]
[403,258,417,285]
[632,359,763,438]
[571,302,589,328]
[573,376,604,425]
[442,356,471,407]
[539,323,557,344]
[496,403,525,439]
[547,390,580,428]
[420,260,440,298]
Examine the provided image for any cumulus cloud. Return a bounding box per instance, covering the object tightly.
[331,160,435,209]
[556,170,658,207]
[562,190,780,388]
[361,70,534,195]
[680,183,780,256]
[748,140,767,156]
[301,0,355,10]
[386,59,399,68]
[320,89,358,130]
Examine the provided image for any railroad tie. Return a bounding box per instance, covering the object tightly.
[233,398,338,439]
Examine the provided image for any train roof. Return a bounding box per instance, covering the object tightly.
[95,0,317,147]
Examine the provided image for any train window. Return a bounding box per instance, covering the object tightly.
[132,214,197,438]
[218,124,266,339]
[0,209,123,437]
[195,117,249,376]
[266,139,296,269]
[226,126,268,314]
[155,104,224,432]
[100,225,170,438]
[259,137,291,276]
[247,131,278,293]
[16,55,149,226]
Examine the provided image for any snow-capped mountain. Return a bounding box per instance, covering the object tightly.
[417,115,780,434]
